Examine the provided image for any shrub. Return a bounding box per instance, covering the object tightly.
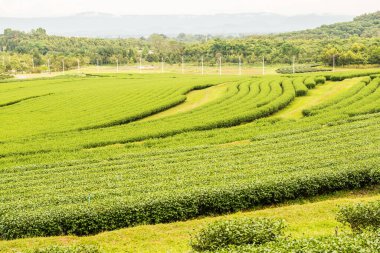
[26,245,102,253]
[361,76,372,83]
[337,200,380,232]
[304,77,317,89]
[326,70,380,81]
[214,229,380,252]
[0,73,12,80]
[276,66,332,74]
[190,218,286,252]
[315,76,326,84]
[292,78,308,96]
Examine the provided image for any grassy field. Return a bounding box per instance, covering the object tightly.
[0,69,380,251]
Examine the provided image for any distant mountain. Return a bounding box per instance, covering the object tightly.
[279,11,380,38]
[0,12,354,38]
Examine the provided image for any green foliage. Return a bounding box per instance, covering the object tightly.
[276,66,331,74]
[0,71,380,239]
[78,83,215,130]
[214,230,380,253]
[292,78,308,96]
[0,73,11,80]
[193,199,380,252]
[0,75,296,152]
[326,70,380,81]
[190,218,286,251]
[337,200,380,232]
[0,160,378,239]
[1,11,380,73]
[304,76,317,89]
[26,245,102,253]
[302,76,373,116]
[315,76,326,84]
[281,11,380,39]
[346,78,380,117]
[0,74,228,137]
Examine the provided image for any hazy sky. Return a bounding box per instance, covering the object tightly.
[0,0,379,17]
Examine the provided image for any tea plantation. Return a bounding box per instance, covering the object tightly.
[0,71,379,245]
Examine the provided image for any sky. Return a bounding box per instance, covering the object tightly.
[0,0,379,17]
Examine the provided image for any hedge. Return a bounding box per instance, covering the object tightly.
[0,166,378,239]
[292,78,308,96]
[304,77,317,89]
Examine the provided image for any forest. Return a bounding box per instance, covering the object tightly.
[0,11,379,73]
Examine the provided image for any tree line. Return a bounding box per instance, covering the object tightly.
[0,19,379,73]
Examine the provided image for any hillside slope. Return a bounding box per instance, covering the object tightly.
[279,11,380,38]
[0,12,353,37]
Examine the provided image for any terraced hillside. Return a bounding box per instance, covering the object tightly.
[0,71,379,242]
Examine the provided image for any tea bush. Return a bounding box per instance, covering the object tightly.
[214,230,380,253]
[190,218,285,251]
[26,245,102,253]
[337,200,380,232]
